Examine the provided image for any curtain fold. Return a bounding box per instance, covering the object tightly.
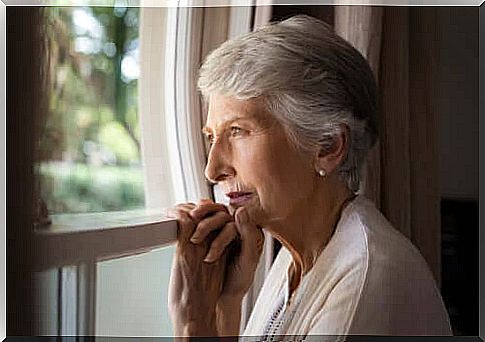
[408,7,441,288]
[378,7,412,240]
[334,6,383,209]
[334,6,441,286]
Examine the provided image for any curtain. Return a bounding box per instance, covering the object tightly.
[334,6,442,286]
[7,7,46,335]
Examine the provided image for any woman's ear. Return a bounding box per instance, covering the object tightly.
[314,124,349,175]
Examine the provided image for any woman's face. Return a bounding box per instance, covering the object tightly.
[203,95,316,226]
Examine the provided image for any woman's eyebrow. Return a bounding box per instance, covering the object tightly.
[202,116,260,135]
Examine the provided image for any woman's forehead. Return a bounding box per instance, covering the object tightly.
[204,95,274,131]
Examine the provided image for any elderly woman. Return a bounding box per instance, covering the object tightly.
[167,15,452,338]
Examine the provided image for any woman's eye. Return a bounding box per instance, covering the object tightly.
[230,126,244,136]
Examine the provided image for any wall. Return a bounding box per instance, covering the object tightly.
[438,7,479,200]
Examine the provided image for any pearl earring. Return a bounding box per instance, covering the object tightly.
[318,169,327,177]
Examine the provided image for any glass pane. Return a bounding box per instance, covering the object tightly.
[38,6,143,214]
[96,246,175,336]
[34,268,60,336]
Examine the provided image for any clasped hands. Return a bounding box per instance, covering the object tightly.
[167,199,264,338]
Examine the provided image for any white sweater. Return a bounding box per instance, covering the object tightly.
[242,195,452,339]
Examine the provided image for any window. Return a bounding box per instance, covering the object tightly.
[39,6,144,214]
[32,4,268,337]
[35,6,181,336]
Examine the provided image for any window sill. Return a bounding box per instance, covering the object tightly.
[33,208,178,271]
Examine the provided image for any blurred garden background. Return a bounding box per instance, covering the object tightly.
[38,5,145,213]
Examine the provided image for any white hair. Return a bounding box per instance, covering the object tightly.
[198,15,378,192]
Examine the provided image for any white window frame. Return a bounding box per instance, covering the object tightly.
[33,3,273,337]
[33,210,178,335]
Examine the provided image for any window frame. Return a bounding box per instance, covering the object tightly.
[33,210,177,272]
[32,3,270,337]
[33,211,178,335]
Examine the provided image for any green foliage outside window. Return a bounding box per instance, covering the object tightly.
[38,6,145,214]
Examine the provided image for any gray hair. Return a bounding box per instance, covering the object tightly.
[198,15,378,192]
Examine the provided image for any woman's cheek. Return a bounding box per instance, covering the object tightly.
[242,142,277,176]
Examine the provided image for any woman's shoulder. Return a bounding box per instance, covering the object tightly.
[337,195,431,271]
[308,195,452,335]
[325,195,445,311]
[342,196,452,334]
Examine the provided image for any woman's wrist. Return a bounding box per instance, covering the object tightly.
[170,307,219,337]
[182,320,219,337]
[218,293,245,307]
[216,295,244,336]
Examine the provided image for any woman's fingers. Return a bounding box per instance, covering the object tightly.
[190,210,232,243]
[215,207,264,298]
[167,207,197,243]
[166,203,196,219]
[203,222,238,263]
[167,201,233,256]
[190,201,228,220]
[234,207,264,265]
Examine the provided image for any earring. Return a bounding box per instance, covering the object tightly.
[318,169,327,177]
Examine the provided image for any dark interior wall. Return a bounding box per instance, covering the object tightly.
[436,7,479,336]
[272,5,333,26]
[437,7,479,201]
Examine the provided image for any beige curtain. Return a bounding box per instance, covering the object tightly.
[334,6,441,287]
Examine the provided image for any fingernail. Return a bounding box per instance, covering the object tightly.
[203,253,216,263]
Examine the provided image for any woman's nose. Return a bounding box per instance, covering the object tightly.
[204,141,235,184]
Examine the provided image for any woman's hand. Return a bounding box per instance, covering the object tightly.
[189,199,265,301]
[167,199,265,337]
[191,200,265,337]
[167,202,227,337]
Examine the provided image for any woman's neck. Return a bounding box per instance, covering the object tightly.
[264,176,356,295]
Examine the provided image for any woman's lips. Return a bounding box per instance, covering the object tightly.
[226,192,254,206]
